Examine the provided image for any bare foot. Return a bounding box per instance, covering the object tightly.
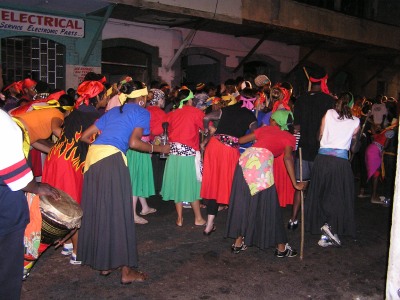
[134,216,148,224]
[140,207,157,216]
[176,217,183,227]
[195,219,206,226]
[121,267,148,284]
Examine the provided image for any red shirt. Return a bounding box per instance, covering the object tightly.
[166,105,204,150]
[147,106,167,137]
[253,125,296,157]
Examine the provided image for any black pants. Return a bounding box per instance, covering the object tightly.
[204,199,219,216]
[0,228,25,300]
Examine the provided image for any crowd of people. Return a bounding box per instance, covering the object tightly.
[0,65,398,298]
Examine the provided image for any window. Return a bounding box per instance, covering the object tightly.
[1,36,66,89]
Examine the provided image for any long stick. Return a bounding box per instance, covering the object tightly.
[299,147,305,260]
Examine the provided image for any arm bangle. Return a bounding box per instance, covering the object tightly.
[149,144,154,154]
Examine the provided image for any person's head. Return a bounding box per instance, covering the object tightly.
[307,66,329,94]
[58,94,75,115]
[280,82,293,96]
[195,82,206,94]
[224,79,236,94]
[22,78,37,100]
[67,88,76,99]
[149,88,165,108]
[119,81,148,113]
[270,110,294,132]
[254,75,271,92]
[176,88,194,108]
[75,80,106,108]
[160,83,171,96]
[335,92,354,120]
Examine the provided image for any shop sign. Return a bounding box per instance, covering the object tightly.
[0,9,84,38]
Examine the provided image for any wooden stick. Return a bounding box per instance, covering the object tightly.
[299,147,305,260]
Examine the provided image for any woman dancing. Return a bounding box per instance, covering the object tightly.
[77,81,169,283]
[226,110,305,256]
[305,92,360,247]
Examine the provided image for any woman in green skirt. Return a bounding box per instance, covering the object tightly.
[161,89,206,227]
[127,145,157,225]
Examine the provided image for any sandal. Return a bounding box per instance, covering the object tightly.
[134,216,148,224]
[231,242,248,254]
[140,208,157,216]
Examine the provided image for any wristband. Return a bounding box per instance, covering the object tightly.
[149,144,154,154]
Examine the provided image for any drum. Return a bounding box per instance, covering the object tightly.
[39,189,83,245]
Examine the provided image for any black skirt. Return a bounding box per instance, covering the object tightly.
[77,152,138,270]
[225,164,288,250]
[305,154,356,237]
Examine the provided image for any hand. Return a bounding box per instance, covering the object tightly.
[160,144,170,154]
[36,183,61,200]
[294,181,308,191]
[200,141,206,151]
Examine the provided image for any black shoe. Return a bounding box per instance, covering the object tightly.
[274,244,297,258]
[287,219,298,230]
[231,242,248,254]
[203,225,216,236]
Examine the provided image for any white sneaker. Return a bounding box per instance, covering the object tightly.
[61,243,73,256]
[70,253,82,265]
[320,224,341,246]
[318,235,333,247]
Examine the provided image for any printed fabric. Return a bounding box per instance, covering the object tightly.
[170,142,202,181]
[214,134,239,149]
[239,147,274,196]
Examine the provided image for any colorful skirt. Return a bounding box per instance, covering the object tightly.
[225,164,287,249]
[201,137,240,205]
[305,154,356,237]
[127,150,155,198]
[161,154,201,203]
[77,151,138,270]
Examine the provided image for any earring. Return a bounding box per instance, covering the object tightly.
[139,100,145,106]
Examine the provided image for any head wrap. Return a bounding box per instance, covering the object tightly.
[221,95,237,106]
[271,84,291,112]
[309,75,330,95]
[118,87,148,105]
[149,88,165,106]
[254,75,271,87]
[196,83,205,90]
[240,81,252,90]
[348,92,354,108]
[271,110,293,131]
[240,96,257,110]
[75,81,105,108]
[32,90,73,111]
[178,90,194,108]
[22,78,37,89]
[206,96,221,106]
[4,81,23,93]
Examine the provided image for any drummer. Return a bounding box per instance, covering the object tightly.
[0,109,60,300]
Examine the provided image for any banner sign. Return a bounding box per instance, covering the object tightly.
[0,9,84,38]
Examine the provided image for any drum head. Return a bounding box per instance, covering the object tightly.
[40,189,83,229]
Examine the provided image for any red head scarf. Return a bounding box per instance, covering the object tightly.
[271,84,291,112]
[4,80,24,93]
[309,74,330,95]
[75,81,105,108]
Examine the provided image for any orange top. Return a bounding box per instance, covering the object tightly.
[16,108,64,143]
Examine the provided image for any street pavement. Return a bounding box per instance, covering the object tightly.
[21,191,391,299]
